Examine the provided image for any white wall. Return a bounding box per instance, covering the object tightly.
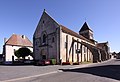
[61,31,94,63]
[5,45,33,62]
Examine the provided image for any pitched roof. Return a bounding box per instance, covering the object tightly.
[97,42,108,46]
[96,42,108,48]
[33,9,59,38]
[60,25,95,44]
[35,10,95,44]
[79,22,93,32]
[5,34,33,47]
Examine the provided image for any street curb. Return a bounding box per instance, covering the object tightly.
[60,59,113,70]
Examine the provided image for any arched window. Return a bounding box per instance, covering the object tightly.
[39,37,41,45]
[41,49,46,59]
[43,34,46,43]
[52,37,54,43]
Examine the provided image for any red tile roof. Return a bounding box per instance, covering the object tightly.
[5,34,33,47]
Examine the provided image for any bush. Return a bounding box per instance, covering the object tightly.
[73,62,79,65]
[51,59,56,65]
[62,62,70,65]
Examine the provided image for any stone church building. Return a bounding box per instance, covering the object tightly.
[33,10,110,64]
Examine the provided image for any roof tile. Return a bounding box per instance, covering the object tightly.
[5,34,33,47]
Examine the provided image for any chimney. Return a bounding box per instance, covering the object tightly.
[22,35,25,39]
[4,38,7,43]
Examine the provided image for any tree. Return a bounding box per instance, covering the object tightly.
[14,47,32,60]
[14,50,21,59]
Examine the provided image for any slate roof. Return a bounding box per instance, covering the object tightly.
[5,34,33,47]
[79,22,93,32]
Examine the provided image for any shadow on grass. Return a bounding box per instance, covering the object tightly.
[60,65,120,81]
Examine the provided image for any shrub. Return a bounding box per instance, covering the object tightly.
[73,62,79,65]
[51,59,56,65]
[62,62,70,65]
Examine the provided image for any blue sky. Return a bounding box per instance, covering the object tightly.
[0,0,120,53]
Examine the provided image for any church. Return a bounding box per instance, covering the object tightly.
[33,10,110,65]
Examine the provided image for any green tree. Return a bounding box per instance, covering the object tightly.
[14,47,32,60]
[14,50,21,59]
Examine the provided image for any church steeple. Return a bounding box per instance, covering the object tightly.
[79,22,93,32]
[79,22,94,40]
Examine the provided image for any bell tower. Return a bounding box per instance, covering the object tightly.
[79,22,94,40]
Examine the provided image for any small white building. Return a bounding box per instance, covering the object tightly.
[3,34,33,63]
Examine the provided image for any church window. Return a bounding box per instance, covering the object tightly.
[90,33,93,39]
[39,37,41,45]
[43,34,46,43]
[36,41,37,45]
[75,44,77,50]
[65,42,67,48]
[65,35,68,48]
[43,20,44,24]
[52,37,55,43]
[84,47,86,53]
[42,55,46,59]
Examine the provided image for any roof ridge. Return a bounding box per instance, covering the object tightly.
[60,24,94,44]
[43,10,59,25]
[5,34,33,47]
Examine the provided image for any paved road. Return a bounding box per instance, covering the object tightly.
[0,59,120,82]
[0,65,77,82]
